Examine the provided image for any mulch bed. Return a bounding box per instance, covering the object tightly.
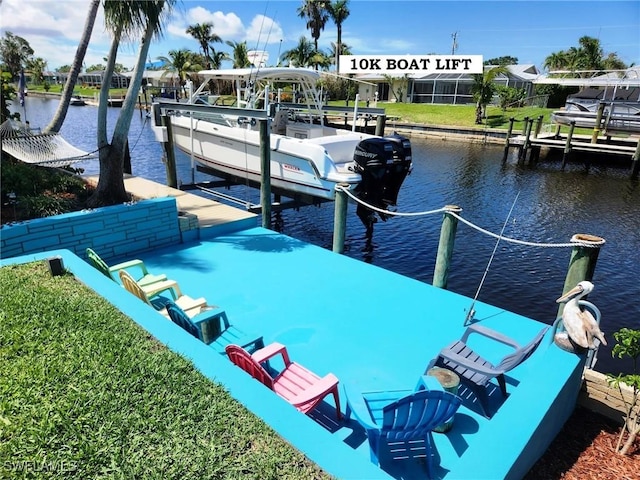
[525,406,640,480]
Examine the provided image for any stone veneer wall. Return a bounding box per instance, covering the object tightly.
[0,197,181,262]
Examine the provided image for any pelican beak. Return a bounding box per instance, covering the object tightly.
[556,284,584,303]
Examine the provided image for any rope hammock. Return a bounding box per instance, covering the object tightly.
[0,120,96,167]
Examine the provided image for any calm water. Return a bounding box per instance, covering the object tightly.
[14,97,640,374]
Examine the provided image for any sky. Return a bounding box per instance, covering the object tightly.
[1,0,638,73]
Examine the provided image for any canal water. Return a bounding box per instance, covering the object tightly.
[12,97,640,375]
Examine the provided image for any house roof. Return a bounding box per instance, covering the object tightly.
[356,64,540,82]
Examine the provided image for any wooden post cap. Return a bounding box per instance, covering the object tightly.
[427,367,460,389]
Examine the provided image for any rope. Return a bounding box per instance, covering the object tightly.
[0,119,96,167]
[335,184,603,249]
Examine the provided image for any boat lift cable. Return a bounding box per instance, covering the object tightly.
[335,184,602,249]
[464,191,520,326]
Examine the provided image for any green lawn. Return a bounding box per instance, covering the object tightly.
[0,262,332,480]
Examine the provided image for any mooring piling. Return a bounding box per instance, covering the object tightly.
[433,205,462,289]
[259,119,271,229]
[561,121,576,169]
[332,184,350,253]
[631,141,640,179]
[591,102,606,144]
[502,117,515,162]
[375,115,387,136]
[557,234,606,318]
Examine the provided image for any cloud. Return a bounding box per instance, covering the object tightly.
[245,15,284,44]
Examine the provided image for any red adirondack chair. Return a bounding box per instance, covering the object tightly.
[226,342,342,420]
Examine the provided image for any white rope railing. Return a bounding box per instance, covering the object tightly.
[335,184,604,249]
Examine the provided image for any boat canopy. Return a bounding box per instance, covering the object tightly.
[197,67,321,84]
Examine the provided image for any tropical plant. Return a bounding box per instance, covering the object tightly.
[495,85,526,110]
[44,0,100,134]
[327,0,349,73]
[543,36,628,74]
[282,36,316,68]
[383,74,409,103]
[186,22,221,69]
[210,49,229,69]
[157,49,203,98]
[89,0,176,207]
[297,0,330,51]
[1,73,20,122]
[0,32,34,79]
[607,328,640,456]
[226,40,250,69]
[471,65,508,124]
[26,57,47,85]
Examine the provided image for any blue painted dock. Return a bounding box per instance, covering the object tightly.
[4,224,585,479]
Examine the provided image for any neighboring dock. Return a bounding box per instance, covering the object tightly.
[502,116,640,176]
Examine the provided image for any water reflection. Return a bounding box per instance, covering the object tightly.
[11,97,640,374]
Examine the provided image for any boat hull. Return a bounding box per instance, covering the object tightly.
[170,116,366,202]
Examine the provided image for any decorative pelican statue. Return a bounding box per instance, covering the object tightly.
[555,280,606,350]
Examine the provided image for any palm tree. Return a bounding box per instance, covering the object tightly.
[89,0,176,207]
[282,36,316,67]
[327,0,349,73]
[226,40,250,69]
[471,65,507,124]
[44,0,99,133]
[329,41,351,68]
[186,22,221,69]
[210,49,229,69]
[297,0,330,51]
[26,57,47,85]
[157,49,202,98]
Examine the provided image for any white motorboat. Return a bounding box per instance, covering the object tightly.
[151,67,412,228]
[550,87,640,133]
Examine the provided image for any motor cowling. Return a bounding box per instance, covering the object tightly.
[381,132,412,206]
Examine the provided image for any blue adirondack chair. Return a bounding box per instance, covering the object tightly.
[165,301,264,354]
[345,385,462,478]
[427,324,549,417]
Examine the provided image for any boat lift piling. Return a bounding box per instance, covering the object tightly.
[332,184,350,253]
[259,118,272,228]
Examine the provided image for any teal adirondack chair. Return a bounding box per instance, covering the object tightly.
[86,247,166,287]
[166,301,264,354]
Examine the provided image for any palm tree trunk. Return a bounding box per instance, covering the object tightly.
[44,0,100,133]
[89,14,158,207]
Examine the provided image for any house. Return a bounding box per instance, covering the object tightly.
[355,64,541,105]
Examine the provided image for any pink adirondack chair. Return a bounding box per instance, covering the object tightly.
[225,342,342,420]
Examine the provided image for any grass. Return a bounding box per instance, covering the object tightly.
[0,262,332,480]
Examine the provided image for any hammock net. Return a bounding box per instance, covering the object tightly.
[0,120,96,167]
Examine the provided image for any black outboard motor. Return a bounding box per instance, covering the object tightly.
[353,134,413,234]
[382,132,412,206]
[353,137,394,234]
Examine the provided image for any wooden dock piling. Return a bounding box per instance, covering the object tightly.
[561,121,576,169]
[433,205,462,289]
[332,185,349,253]
[375,115,386,137]
[259,119,271,229]
[557,234,605,318]
[160,113,178,188]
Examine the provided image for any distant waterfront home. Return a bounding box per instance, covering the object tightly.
[356,64,540,105]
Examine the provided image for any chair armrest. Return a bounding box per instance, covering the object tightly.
[142,279,180,300]
[290,373,339,409]
[415,375,445,392]
[343,384,379,431]
[252,342,290,365]
[109,258,149,276]
[439,350,505,376]
[462,323,521,349]
[190,306,226,325]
